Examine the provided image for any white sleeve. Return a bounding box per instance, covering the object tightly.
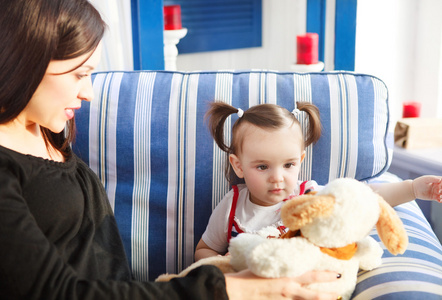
[200,188,235,254]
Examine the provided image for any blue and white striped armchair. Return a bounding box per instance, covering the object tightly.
[73,70,442,299]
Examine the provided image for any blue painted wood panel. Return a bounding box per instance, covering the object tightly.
[132,0,165,70]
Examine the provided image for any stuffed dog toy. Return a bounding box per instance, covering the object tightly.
[157,178,408,299]
[229,178,408,299]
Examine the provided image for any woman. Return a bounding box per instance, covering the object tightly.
[0,0,340,299]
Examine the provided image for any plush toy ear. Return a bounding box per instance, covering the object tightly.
[281,194,335,231]
[376,196,409,255]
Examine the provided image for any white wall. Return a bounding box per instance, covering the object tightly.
[356,0,442,240]
[355,0,416,128]
[176,0,307,71]
[355,0,442,128]
[90,0,134,71]
[414,0,442,119]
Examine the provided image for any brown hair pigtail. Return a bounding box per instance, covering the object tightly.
[205,101,243,185]
[297,101,322,147]
[204,101,239,153]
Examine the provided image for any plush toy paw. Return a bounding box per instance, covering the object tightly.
[356,236,384,270]
[155,255,234,282]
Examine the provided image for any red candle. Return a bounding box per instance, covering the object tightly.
[296,33,319,65]
[402,101,421,118]
[164,5,182,30]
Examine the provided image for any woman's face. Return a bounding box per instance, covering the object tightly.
[23,43,102,134]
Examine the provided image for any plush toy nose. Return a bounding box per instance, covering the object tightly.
[281,194,335,231]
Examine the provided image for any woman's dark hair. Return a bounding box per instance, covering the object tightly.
[0,0,106,158]
[205,101,322,185]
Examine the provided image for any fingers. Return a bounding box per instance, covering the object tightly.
[294,270,341,285]
[282,282,340,300]
[413,176,442,202]
[282,284,340,300]
[281,271,341,300]
[434,177,442,203]
[430,178,442,203]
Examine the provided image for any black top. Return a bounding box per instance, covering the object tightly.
[0,145,227,300]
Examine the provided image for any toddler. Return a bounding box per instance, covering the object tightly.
[195,101,321,260]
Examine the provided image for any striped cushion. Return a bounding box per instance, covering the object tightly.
[73,71,441,298]
[355,201,442,299]
[356,174,442,299]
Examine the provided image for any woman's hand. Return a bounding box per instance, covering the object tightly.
[225,269,341,300]
[412,175,442,203]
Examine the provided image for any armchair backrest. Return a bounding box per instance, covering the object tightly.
[73,70,390,281]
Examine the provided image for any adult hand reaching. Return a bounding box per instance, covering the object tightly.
[225,269,341,300]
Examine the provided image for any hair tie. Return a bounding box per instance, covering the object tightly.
[292,108,301,117]
[237,108,244,118]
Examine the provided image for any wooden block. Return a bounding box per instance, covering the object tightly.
[394,118,442,149]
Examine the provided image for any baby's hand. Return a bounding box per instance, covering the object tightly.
[412,176,442,203]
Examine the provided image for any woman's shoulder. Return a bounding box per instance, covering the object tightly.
[0,145,30,174]
[0,145,83,178]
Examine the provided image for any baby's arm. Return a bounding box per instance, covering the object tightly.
[195,239,224,261]
[369,175,442,206]
[195,188,237,261]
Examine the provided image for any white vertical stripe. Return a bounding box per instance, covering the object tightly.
[293,74,313,181]
[249,73,260,107]
[345,74,359,178]
[267,73,277,104]
[166,73,183,274]
[89,74,106,175]
[328,75,341,180]
[132,72,155,281]
[184,74,199,269]
[213,73,233,209]
[105,72,123,210]
[372,78,389,176]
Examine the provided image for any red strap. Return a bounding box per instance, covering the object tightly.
[227,185,239,243]
[232,220,244,235]
[283,181,310,202]
[299,180,308,195]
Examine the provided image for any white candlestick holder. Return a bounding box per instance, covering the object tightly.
[290,61,325,72]
[163,28,188,71]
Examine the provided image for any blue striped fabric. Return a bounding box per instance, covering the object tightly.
[73,70,442,298]
[354,201,442,299]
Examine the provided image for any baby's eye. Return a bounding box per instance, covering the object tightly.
[257,165,268,171]
[76,74,88,80]
[284,162,296,168]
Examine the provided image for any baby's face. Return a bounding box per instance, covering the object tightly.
[230,124,305,207]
